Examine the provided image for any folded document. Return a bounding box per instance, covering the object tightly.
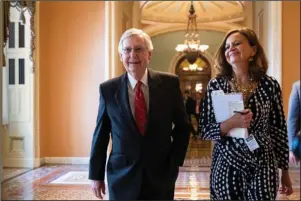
[211,90,248,139]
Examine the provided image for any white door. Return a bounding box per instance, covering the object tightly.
[2,6,34,168]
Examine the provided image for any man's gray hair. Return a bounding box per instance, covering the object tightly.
[118,28,154,53]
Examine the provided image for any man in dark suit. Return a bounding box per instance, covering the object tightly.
[195,91,203,136]
[89,28,191,200]
[288,80,300,163]
[183,90,197,137]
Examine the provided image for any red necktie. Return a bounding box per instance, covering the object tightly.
[135,81,147,135]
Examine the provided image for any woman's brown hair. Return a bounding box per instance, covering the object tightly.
[214,28,268,81]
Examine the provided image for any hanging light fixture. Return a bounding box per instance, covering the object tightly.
[175,1,209,64]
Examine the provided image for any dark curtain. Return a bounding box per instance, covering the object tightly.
[2,1,10,66]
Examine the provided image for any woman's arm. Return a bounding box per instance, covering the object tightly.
[269,78,289,170]
[199,79,253,140]
[198,79,224,140]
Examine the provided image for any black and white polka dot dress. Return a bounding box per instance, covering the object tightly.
[198,75,289,200]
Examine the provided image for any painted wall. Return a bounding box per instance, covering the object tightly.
[148,30,226,73]
[252,1,300,117]
[282,1,300,116]
[253,1,269,57]
[39,1,106,157]
[113,1,133,77]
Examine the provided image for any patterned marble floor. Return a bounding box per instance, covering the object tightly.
[2,168,31,182]
[184,137,212,167]
[1,164,300,200]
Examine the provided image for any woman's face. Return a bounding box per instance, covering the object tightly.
[224,32,256,66]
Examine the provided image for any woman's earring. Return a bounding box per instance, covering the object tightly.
[248,56,254,62]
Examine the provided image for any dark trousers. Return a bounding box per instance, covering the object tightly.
[137,169,176,200]
[188,113,198,136]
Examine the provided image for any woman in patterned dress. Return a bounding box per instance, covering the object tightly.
[198,28,293,200]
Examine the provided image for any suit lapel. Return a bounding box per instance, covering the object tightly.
[115,73,137,133]
[114,69,162,135]
[145,69,161,133]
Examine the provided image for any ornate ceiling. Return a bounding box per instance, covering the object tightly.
[140,1,245,24]
[138,1,247,36]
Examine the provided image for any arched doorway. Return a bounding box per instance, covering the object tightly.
[176,54,211,98]
[175,53,212,167]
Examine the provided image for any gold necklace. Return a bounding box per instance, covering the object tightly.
[230,77,257,105]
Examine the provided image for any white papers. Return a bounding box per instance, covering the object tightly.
[211,90,248,139]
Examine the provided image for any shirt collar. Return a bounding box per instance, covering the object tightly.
[127,68,148,90]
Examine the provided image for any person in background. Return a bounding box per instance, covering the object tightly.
[195,91,203,119]
[183,90,198,138]
[198,28,293,200]
[195,91,203,135]
[287,80,300,164]
[89,28,191,200]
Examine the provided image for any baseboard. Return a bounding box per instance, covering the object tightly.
[3,157,44,168]
[35,157,45,167]
[45,157,89,165]
[3,157,89,168]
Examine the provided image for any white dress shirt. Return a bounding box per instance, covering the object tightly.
[127,69,149,119]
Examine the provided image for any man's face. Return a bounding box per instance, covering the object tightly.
[119,35,152,78]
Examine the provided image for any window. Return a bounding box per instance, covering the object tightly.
[8,22,15,48]
[19,59,25,84]
[9,59,15,85]
[18,22,25,48]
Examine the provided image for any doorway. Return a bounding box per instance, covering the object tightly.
[175,54,211,167]
[2,4,34,170]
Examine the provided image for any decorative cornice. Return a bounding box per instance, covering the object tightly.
[140,1,244,25]
[141,16,245,26]
[144,23,241,38]
[142,13,244,24]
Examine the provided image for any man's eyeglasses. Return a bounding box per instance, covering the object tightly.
[122,47,147,54]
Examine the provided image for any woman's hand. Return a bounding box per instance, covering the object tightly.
[231,109,253,128]
[220,109,253,134]
[279,170,293,196]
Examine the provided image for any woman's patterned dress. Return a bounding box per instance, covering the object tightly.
[199,75,289,200]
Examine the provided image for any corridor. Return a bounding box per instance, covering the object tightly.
[2,164,300,200]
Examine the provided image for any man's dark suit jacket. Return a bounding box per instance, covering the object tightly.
[89,68,191,200]
[185,96,196,115]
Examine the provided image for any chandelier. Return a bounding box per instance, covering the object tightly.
[175,1,209,64]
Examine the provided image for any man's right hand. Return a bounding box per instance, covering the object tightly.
[91,180,106,199]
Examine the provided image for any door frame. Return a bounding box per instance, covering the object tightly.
[1,0,4,193]
[1,3,36,169]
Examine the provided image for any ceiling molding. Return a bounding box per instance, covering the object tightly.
[144,23,243,38]
[141,1,245,25]
[140,1,147,9]
[141,16,245,26]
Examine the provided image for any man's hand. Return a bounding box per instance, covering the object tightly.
[91,180,106,199]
